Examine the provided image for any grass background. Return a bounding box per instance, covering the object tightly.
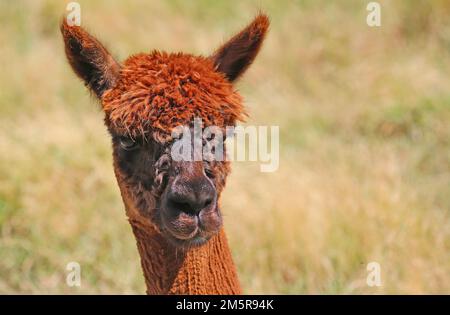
[0,0,449,294]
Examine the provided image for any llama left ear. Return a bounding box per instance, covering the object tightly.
[210,14,269,82]
[60,19,121,98]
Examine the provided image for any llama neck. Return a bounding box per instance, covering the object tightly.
[130,220,241,295]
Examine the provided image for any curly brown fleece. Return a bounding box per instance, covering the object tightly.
[61,13,269,295]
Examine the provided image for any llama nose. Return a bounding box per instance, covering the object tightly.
[166,179,216,216]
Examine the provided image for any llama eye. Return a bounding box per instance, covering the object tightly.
[204,167,215,179]
[156,154,171,170]
[119,137,138,151]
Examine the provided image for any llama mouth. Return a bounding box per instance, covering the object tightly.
[162,218,218,249]
[158,199,222,249]
[167,232,212,249]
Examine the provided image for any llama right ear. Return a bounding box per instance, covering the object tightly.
[60,19,121,98]
[210,14,269,82]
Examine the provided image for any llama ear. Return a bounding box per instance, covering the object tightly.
[60,19,121,98]
[210,13,269,82]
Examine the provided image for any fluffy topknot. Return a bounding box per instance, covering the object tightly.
[102,52,246,139]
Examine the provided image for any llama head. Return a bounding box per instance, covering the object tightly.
[61,14,269,249]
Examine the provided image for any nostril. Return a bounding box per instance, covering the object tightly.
[202,197,213,209]
[170,201,194,214]
[166,191,215,216]
[166,178,217,216]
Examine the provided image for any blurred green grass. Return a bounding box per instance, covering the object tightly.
[0,0,449,294]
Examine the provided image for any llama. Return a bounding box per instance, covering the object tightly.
[61,13,269,294]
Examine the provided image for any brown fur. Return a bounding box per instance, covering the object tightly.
[103,52,245,139]
[61,13,269,294]
[121,180,241,294]
[211,14,269,82]
[60,21,121,98]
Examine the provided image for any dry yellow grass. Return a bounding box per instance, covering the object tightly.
[0,0,449,294]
